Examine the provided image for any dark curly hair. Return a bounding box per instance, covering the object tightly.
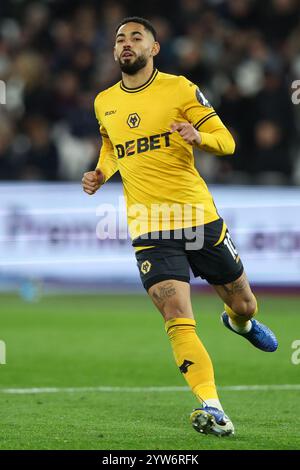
[115,16,157,41]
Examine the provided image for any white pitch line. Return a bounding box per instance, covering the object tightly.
[0,384,299,395]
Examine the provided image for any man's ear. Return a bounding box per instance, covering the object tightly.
[113,47,118,61]
[151,41,160,57]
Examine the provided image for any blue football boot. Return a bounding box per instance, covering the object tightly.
[190,406,234,437]
[221,312,278,352]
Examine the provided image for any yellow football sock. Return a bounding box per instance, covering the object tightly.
[224,296,258,327]
[165,317,219,403]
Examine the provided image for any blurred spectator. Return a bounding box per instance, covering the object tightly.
[0,119,16,180]
[253,120,291,183]
[19,115,59,181]
[0,0,299,184]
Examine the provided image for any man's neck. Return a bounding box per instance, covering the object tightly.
[121,63,155,89]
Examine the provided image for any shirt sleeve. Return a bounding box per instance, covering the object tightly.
[94,96,118,183]
[179,77,235,155]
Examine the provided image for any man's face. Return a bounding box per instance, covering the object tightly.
[114,22,159,75]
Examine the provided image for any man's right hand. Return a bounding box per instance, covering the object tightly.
[82,168,105,195]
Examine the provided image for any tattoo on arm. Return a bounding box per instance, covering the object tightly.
[152,282,177,304]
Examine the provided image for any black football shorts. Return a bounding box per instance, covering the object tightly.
[132,218,244,291]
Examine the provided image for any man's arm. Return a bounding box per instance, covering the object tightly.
[173,77,235,156]
[82,94,119,195]
[171,118,235,156]
[96,132,118,182]
[82,135,118,195]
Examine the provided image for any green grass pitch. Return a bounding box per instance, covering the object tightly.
[0,292,299,450]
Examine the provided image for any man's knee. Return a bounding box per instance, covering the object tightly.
[163,306,191,322]
[153,293,191,321]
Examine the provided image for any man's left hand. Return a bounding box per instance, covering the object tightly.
[170,122,201,146]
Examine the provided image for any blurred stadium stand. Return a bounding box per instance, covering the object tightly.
[0,0,300,185]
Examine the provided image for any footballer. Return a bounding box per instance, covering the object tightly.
[82,17,278,437]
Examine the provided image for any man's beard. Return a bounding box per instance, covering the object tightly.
[119,55,148,75]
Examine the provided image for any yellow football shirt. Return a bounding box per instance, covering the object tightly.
[94,69,235,240]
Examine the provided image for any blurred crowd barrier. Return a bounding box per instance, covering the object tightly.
[0,0,300,185]
[0,182,299,289]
